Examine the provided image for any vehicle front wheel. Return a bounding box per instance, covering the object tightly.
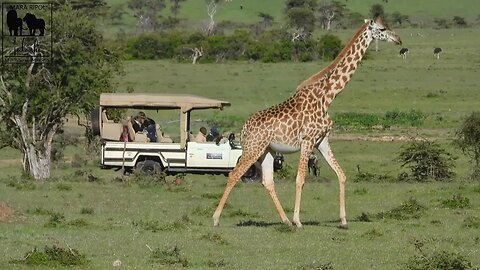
[135,160,162,175]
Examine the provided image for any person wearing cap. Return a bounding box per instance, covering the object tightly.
[206,127,220,142]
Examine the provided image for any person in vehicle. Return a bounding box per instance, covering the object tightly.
[131,111,147,133]
[132,111,157,142]
[195,127,207,143]
[206,127,220,142]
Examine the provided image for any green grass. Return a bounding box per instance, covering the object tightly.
[1,172,479,269]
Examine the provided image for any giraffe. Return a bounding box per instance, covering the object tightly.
[213,17,401,228]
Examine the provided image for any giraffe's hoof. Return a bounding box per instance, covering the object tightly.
[282,219,292,226]
[338,223,348,230]
[293,220,303,228]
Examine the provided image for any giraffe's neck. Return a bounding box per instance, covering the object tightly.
[297,22,373,108]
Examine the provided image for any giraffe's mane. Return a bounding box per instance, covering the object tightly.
[296,22,369,91]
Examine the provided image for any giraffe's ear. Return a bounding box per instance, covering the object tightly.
[364,19,374,24]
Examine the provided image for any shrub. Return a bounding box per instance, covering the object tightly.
[373,198,427,220]
[453,16,468,27]
[454,112,480,179]
[298,261,334,270]
[353,171,394,183]
[150,246,189,267]
[318,34,343,61]
[397,140,456,182]
[10,245,88,267]
[441,194,471,209]
[406,249,472,270]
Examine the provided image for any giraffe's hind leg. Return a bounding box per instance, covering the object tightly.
[318,137,348,228]
[261,152,291,225]
[213,150,262,226]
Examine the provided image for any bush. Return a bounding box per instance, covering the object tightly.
[406,249,472,270]
[397,140,456,182]
[453,16,468,27]
[454,112,480,179]
[318,34,343,61]
[10,245,88,267]
[150,246,189,267]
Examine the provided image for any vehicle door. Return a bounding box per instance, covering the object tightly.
[186,142,230,168]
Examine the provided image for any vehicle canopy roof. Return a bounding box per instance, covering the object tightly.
[99,93,230,112]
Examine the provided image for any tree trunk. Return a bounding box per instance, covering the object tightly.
[11,100,56,181]
[24,142,51,180]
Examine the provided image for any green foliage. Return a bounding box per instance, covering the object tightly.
[10,245,88,267]
[397,140,456,182]
[80,207,94,215]
[434,18,450,28]
[406,245,472,270]
[44,212,66,228]
[441,194,471,209]
[373,198,427,220]
[6,177,36,190]
[56,183,72,191]
[335,110,424,130]
[454,112,480,178]
[317,34,343,61]
[199,232,229,245]
[123,28,342,63]
[298,261,334,270]
[353,171,394,183]
[453,16,468,27]
[150,245,189,267]
[133,215,194,232]
[275,163,295,180]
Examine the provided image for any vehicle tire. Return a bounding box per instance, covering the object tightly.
[135,160,162,175]
[91,107,101,136]
[241,163,261,183]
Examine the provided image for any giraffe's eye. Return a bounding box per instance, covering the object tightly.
[379,28,386,32]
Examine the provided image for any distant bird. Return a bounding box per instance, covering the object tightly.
[433,47,442,59]
[399,48,409,59]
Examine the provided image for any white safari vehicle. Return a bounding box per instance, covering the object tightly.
[91,93,255,176]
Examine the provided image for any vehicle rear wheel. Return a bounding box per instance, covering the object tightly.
[91,108,101,136]
[135,160,162,175]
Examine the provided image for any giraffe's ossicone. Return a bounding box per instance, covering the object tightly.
[213,17,402,228]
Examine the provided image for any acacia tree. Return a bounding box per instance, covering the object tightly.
[128,0,166,32]
[318,0,347,30]
[0,5,121,180]
[285,0,317,42]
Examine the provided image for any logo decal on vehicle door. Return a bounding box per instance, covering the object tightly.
[206,153,222,159]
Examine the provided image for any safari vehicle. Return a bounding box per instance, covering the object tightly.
[91,93,283,178]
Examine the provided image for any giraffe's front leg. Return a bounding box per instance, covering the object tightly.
[292,144,312,228]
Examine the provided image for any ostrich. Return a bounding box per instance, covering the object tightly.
[399,48,409,59]
[433,47,442,59]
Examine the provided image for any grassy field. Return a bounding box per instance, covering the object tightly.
[2,2,480,267]
[1,169,480,269]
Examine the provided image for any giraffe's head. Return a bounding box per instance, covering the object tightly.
[365,17,402,45]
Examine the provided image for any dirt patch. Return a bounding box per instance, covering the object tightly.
[0,203,15,222]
